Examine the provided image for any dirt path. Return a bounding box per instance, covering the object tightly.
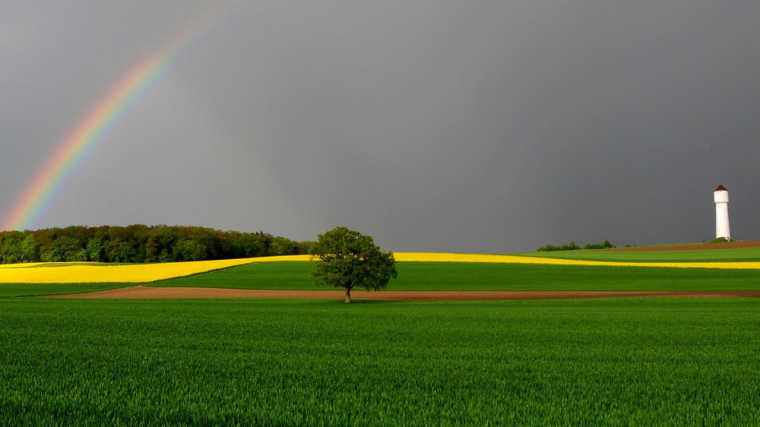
[48,286,760,300]
[611,241,760,252]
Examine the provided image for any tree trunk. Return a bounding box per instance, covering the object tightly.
[344,287,352,304]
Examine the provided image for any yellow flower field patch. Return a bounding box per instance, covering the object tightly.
[395,252,760,269]
[0,255,312,284]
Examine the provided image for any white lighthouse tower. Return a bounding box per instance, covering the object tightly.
[713,185,731,240]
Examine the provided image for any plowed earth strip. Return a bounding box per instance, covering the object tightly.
[48,286,760,300]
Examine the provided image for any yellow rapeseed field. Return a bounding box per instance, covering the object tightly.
[0,255,312,284]
[2,252,760,284]
[394,252,760,269]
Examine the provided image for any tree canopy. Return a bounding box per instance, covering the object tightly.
[311,227,397,303]
[0,225,314,264]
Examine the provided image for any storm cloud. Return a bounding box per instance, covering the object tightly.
[2,0,759,252]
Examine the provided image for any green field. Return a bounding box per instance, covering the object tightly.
[0,283,126,298]
[3,256,760,424]
[518,246,760,262]
[156,261,760,291]
[4,260,760,298]
[1,297,759,425]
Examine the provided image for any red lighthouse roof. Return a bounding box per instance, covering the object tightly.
[715,185,728,192]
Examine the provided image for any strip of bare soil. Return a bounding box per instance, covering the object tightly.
[48,286,760,300]
[610,241,760,252]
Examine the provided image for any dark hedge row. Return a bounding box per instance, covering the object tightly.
[536,240,615,252]
[0,225,314,264]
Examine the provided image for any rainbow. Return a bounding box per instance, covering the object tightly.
[2,2,230,231]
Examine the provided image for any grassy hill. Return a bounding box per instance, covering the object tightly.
[518,246,760,263]
[154,261,760,291]
[3,248,760,423]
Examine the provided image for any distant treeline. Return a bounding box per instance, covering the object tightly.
[537,240,615,252]
[0,225,315,264]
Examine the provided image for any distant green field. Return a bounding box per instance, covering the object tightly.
[156,261,760,291]
[2,298,759,425]
[0,283,126,298]
[518,247,760,262]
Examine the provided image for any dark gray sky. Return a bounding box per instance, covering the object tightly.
[2,0,759,252]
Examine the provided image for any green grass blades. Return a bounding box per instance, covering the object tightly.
[0,283,126,298]
[518,247,760,262]
[1,298,759,425]
[155,261,760,291]
[157,261,317,289]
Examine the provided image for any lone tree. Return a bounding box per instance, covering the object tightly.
[311,227,397,304]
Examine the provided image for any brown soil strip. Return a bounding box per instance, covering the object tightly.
[610,241,760,252]
[48,286,760,301]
